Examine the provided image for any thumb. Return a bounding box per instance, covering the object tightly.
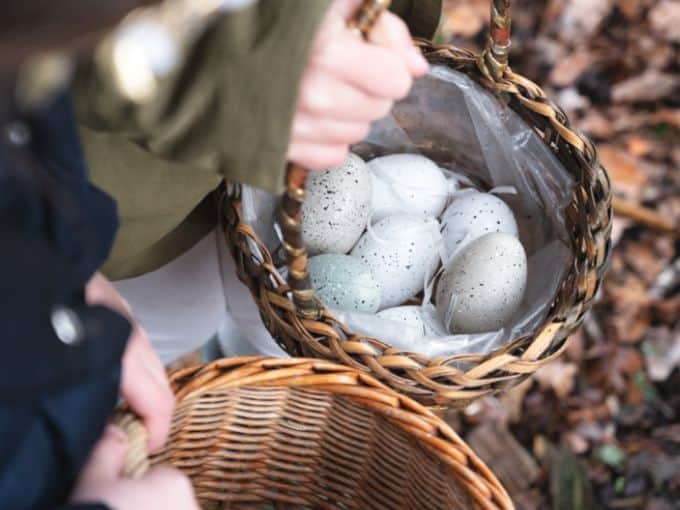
[79,424,129,483]
[144,466,200,509]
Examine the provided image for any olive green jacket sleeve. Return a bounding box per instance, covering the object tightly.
[391,0,442,39]
[75,0,442,280]
[77,0,333,195]
[75,1,331,278]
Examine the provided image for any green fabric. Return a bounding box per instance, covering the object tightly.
[391,0,442,39]
[75,0,443,281]
[76,0,331,279]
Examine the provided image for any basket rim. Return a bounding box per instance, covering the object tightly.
[222,38,612,407]
[119,357,515,510]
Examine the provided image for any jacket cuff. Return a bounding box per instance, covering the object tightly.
[211,0,332,194]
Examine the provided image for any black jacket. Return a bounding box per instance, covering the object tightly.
[0,90,130,510]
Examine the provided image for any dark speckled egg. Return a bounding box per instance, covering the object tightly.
[302,153,372,255]
[436,232,527,334]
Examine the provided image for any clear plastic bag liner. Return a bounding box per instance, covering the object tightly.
[345,66,574,357]
[240,185,280,262]
[238,66,574,358]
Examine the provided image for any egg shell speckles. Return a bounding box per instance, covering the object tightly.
[351,214,441,310]
[368,154,448,223]
[308,254,381,313]
[441,191,519,260]
[377,306,448,337]
[436,232,527,334]
[302,153,372,255]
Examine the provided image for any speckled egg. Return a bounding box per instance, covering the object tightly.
[302,153,372,255]
[440,191,519,261]
[368,154,448,223]
[436,232,527,334]
[377,306,448,337]
[351,214,441,309]
[308,254,381,313]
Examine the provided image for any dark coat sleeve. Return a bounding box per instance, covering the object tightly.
[0,93,130,398]
[0,92,129,509]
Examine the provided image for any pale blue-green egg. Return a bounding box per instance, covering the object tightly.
[308,254,381,313]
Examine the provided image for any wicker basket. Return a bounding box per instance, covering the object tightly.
[117,357,514,509]
[222,0,612,407]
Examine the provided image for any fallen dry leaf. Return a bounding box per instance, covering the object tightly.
[625,136,655,158]
[467,422,541,494]
[622,239,670,284]
[642,328,680,382]
[617,0,645,20]
[535,360,578,399]
[612,70,679,103]
[559,0,615,41]
[499,378,534,424]
[549,50,596,87]
[577,108,614,139]
[610,302,651,344]
[555,87,591,112]
[649,0,680,43]
[652,424,680,443]
[598,144,649,200]
[564,431,590,454]
[651,295,680,325]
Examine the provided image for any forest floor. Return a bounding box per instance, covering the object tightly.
[440,1,679,508]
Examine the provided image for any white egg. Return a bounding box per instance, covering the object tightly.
[377,306,448,337]
[308,254,381,313]
[351,214,441,309]
[440,191,519,261]
[368,154,448,223]
[302,153,372,255]
[436,232,527,334]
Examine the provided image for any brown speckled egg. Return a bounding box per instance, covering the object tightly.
[436,232,527,334]
[302,153,372,255]
[440,191,518,261]
[351,214,441,309]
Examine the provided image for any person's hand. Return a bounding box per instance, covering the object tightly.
[86,273,174,453]
[287,0,428,170]
[71,424,200,510]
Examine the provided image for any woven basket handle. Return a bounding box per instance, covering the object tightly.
[279,0,513,320]
[482,0,512,80]
[279,0,391,320]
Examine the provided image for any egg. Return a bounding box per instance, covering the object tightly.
[308,254,381,313]
[377,306,448,337]
[351,214,441,309]
[302,153,372,255]
[440,191,519,261]
[368,154,448,223]
[436,232,527,334]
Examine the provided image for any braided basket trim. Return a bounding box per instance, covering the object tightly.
[222,40,612,407]
[118,357,515,509]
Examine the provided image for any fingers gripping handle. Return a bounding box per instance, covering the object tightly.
[279,0,392,320]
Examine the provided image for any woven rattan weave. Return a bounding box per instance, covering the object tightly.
[222,0,612,407]
[118,357,515,509]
